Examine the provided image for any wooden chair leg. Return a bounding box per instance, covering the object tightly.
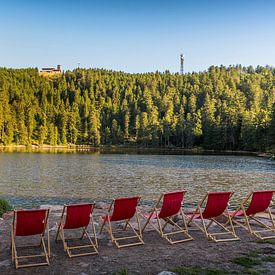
[11,226,14,262]
[156,215,164,237]
[268,208,275,228]
[47,222,51,257]
[41,237,50,265]
[198,208,209,238]
[60,227,68,252]
[141,208,157,233]
[123,219,130,230]
[206,220,214,230]
[100,218,107,234]
[227,214,237,237]
[108,219,115,242]
[83,229,99,255]
[136,212,143,238]
[161,219,169,231]
[181,209,189,232]
[91,215,99,248]
[80,227,86,240]
[55,222,61,242]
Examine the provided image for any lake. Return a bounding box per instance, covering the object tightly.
[0,152,274,208]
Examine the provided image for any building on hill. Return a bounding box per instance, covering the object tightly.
[40,65,62,75]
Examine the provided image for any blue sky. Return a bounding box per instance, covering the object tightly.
[0,0,275,73]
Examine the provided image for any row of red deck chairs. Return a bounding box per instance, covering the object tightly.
[11,190,275,269]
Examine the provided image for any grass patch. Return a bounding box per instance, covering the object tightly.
[240,269,261,275]
[232,256,261,268]
[246,251,260,257]
[258,239,275,245]
[113,269,128,275]
[262,256,275,262]
[173,266,229,275]
[0,198,12,217]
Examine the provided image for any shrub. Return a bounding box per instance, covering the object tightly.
[0,199,13,217]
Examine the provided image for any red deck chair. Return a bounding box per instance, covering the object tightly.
[141,191,193,244]
[187,192,239,242]
[99,196,144,248]
[229,190,275,240]
[55,203,98,257]
[11,209,50,269]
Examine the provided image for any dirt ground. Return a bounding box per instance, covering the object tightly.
[0,204,275,275]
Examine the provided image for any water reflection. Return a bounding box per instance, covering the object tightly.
[0,153,274,208]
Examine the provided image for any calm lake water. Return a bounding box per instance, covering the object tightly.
[0,152,274,208]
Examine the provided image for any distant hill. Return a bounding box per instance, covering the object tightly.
[0,66,274,151]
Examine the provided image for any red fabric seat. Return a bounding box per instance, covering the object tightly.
[245,191,274,216]
[158,191,184,219]
[63,203,92,229]
[108,197,140,222]
[15,209,48,236]
[187,192,231,220]
[201,192,231,219]
[144,191,184,220]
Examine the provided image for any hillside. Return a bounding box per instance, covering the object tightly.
[0,66,274,151]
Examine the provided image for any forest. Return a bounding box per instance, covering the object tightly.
[0,65,274,151]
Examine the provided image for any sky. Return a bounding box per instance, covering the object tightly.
[0,0,275,73]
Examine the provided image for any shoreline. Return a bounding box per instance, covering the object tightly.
[0,144,273,158]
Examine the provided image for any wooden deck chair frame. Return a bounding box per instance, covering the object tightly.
[141,191,193,244]
[99,197,144,248]
[11,209,50,269]
[187,192,239,242]
[55,203,99,257]
[230,191,275,240]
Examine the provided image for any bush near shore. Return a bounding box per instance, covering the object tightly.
[0,199,12,217]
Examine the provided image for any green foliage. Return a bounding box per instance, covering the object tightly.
[112,269,128,275]
[231,250,275,274]
[0,198,12,217]
[232,255,261,268]
[258,239,275,244]
[173,266,229,275]
[0,66,274,150]
[262,256,275,262]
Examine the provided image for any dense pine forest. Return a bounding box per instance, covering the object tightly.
[0,66,274,151]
